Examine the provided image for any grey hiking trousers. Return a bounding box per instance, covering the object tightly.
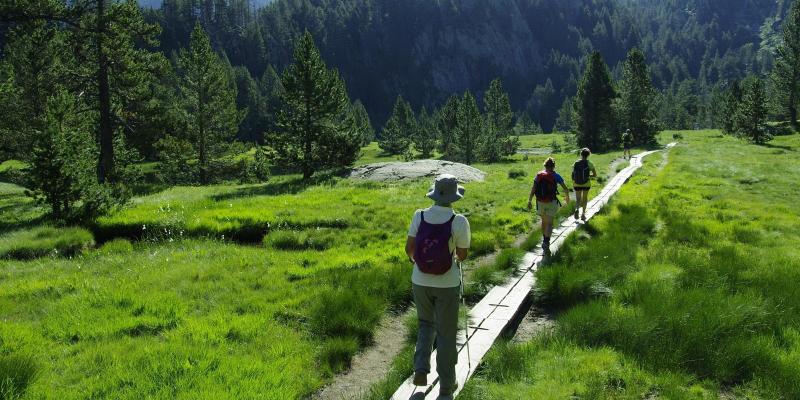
[413,284,460,393]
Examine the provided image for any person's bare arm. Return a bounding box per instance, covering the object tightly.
[561,183,571,203]
[406,236,415,263]
[527,181,536,210]
[456,247,468,262]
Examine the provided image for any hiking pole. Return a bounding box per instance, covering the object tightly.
[459,261,472,372]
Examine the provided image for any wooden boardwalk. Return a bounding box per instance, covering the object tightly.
[391,144,677,400]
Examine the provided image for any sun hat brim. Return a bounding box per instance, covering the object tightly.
[426,185,465,203]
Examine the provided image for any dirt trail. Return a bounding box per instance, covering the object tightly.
[511,305,556,344]
[312,312,410,400]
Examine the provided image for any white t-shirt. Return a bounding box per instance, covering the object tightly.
[407,205,471,288]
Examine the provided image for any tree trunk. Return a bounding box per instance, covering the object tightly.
[96,0,114,184]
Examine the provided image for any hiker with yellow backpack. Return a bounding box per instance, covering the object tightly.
[527,158,570,255]
[571,148,597,222]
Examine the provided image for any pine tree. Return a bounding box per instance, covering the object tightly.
[29,90,113,222]
[413,107,438,158]
[178,24,243,184]
[513,112,537,136]
[771,0,800,127]
[233,66,266,143]
[379,95,416,156]
[275,31,361,179]
[554,97,574,133]
[736,76,771,144]
[437,95,461,160]
[456,91,483,165]
[618,48,659,146]
[260,64,285,142]
[481,78,519,162]
[351,100,375,146]
[2,0,163,184]
[721,80,742,135]
[574,51,617,152]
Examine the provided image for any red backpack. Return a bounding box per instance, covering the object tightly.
[534,171,558,203]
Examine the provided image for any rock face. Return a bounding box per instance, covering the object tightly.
[350,160,486,182]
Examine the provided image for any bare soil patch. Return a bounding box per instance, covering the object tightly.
[312,312,411,400]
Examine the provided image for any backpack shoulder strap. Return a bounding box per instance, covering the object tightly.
[420,211,425,223]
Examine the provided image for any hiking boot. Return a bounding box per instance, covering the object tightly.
[581,214,587,222]
[413,372,427,386]
[573,208,579,219]
[438,383,457,399]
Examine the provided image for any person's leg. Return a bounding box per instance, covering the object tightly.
[574,190,584,217]
[433,286,460,395]
[573,189,581,218]
[413,284,436,383]
[580,188,590,218]
[542,214,553,246]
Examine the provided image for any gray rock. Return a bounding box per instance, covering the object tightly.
[349,160,486,182]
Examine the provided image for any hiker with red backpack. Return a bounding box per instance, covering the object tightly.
[527,158,570,255]
[572,148,597,222]
[406,174,471,399]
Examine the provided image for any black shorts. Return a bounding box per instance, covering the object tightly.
[574,186,590,192]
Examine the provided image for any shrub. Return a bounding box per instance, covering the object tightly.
[507,169,527,179]
[155,135,197,184]
[243,145,273,183]
[672,132,684,140]
[0,227,95,260]
[550,139,562,153]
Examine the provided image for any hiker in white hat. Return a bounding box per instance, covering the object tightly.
[405,174,471,399]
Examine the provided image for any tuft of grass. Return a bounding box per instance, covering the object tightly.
[0,355,37,400]
[309,288,385,346]
[470,231,497,257]
[97,238,134,254]
[318,336,360,377]
[0,227,94,259]
[264,229,337,251]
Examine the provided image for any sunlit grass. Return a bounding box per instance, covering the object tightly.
[464,130,800,398]
[0,138,626,398]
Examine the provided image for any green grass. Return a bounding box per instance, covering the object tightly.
[0,137,627,398]
[464,130,800,398]
[0,227,95,260]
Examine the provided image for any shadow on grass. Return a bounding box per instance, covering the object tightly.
[211,170,345,201]
[0,214,48,235]
[759,142,796,152]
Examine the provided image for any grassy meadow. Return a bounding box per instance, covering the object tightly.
[0,133,626,399]
[461,130,800,399]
